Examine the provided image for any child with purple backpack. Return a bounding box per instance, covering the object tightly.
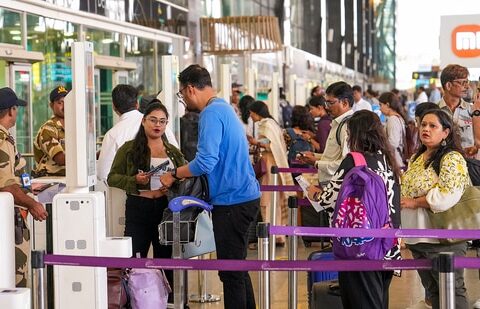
[307,110,402,309]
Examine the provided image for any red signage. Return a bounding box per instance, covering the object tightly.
[451,24,480,58]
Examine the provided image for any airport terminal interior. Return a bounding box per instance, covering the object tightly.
[1,0,480,309]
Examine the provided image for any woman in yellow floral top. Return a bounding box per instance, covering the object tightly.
[401,109,470,309]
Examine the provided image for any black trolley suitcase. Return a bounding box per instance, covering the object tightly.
[311,280,343,309]
[307,248,338,306]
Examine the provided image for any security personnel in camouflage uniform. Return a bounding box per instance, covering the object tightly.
[0,87,48,287]
[33,86,69,176]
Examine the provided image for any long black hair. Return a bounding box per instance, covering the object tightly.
[378,92,407,122]
[347,110,401,180]
[238,95,255,124]
[248,100,276,121]
[291,105,314,131]
[412,109,463,175]
[131,101,169,170]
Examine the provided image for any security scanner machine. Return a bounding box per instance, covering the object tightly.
[52,41,131,309]
[0,193,30,309]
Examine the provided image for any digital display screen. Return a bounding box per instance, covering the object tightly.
[85,50,96,178]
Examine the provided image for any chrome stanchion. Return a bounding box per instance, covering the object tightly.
[435,252,455,309]
[172,211,184,309]
[287,196,298,309]
[31,250,45,309]
[163,197,213,309]
[258,222,270,309]
[188,254,221,303]
[270,166,279,261]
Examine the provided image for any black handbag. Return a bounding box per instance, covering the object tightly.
[160,175,210,244]
[166,175,209,202]
[466,158,480,186]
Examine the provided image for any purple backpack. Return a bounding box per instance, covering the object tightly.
[332,152,392,260]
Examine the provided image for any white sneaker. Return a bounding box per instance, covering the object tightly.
[473,298,480,309]
[406,300,432,309]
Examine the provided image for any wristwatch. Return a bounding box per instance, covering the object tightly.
[171,167,181,180]
[472,110,480,117]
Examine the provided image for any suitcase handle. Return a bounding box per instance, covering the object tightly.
[168,196,213,212]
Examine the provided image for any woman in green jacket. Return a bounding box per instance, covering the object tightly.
[108,101,185,289]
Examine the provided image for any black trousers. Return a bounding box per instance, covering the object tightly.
[212,198,259,309]
[124,195,173,289]
[338,270,393,309]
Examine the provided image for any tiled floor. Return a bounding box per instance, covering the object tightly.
[186,243,480,309]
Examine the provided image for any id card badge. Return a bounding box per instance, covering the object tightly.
[21,173,31,188]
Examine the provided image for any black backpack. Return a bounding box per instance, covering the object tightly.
[335,115,351,145]
[281,100,293,128]
[284,128,314,162]
[180,111,199,162]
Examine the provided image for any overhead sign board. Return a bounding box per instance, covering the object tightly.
[440,14,480,68]
[412,71,438,80]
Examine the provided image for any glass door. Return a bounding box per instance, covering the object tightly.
[112,70,129,125]
[114,70,129,85]
[9,64,33,169]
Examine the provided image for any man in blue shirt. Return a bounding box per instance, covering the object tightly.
[160,64,260,309]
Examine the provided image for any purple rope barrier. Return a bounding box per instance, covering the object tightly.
[44,254,433,272]
[269,226,480,239]
[456,257,480,269]
[260,185,301,192]
[274,167,318,174]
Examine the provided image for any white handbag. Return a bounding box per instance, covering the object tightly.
[182,210,216,258]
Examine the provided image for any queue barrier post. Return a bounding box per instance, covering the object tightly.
[257,222,270,309]
[435,252,455,309]
[287,196,298,309]
[270,166,279,260]
[188,254,221,303]
[31,250,46,309]
[172,210,185,309]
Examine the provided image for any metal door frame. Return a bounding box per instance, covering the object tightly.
[9,63,33,154]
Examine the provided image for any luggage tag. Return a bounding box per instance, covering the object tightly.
[21,173,31,188]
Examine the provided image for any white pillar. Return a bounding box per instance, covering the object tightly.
[218,64,231,103]
[270,72,279,122]
[0,192,15,288]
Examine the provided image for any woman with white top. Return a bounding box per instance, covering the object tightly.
[108,102,186,296]
[379,92,407,169]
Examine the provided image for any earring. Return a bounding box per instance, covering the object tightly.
[441,139,447,147]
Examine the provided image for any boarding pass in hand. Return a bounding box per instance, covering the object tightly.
[295,175,325,212]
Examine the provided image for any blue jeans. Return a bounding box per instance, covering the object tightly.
[212,198,259,309]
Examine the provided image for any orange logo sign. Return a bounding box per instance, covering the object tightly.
[451,24,480,58]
